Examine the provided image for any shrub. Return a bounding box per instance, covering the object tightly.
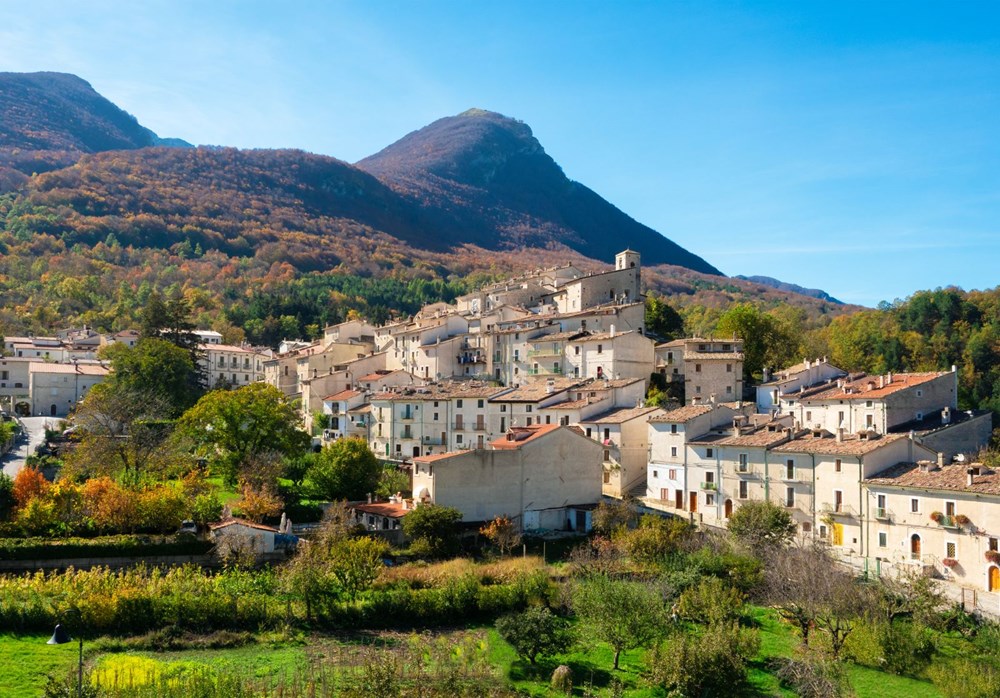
[403,505,463,559]
[771,651,852,698]
[551,665,573,695]
[727,500,795,550]
[928,658,1000,698]
[621,514,692,565]
[677,576,745,625]
[649,622,760,697]
[496,606,572,664]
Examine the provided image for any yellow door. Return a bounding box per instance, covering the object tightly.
[832,523,844,546]
[990,566,1000,592]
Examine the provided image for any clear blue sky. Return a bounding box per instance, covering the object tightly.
[3,1,998,307]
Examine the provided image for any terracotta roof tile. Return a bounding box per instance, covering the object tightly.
[802,372,949,402]
[866,462,1000,497]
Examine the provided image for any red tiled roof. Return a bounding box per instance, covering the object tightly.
[324,389,361,401]
[866,462,1000,497]
[490,423,564,449]
[350,501,409,518]
[802,372,948,402]
[210,518,280,533]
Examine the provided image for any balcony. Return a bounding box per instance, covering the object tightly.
[422,436,445,446]
[527,348,562,358]
[529,365,563,375]
[700,482,717,491]
[931,513,966,530]
[458,354,485,365]
[399,413,415,421]
[820,502,857,518]
[874,507,892,521]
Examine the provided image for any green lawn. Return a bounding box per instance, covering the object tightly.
[0,634,81,697]
[0,611,958,697]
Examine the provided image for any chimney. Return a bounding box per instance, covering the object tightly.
[967,468,975,487]
[804,359,811,369]
[879,376,885,389]
[366,492,372,504]
[942,406,951,425]
[952,364,957,373]
[937,452,945,468]
[886,372,892,384]
[610,324,616,338]
[762,367,771,383]
[836,427,844,443]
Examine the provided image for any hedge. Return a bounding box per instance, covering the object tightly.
[0,534,213,560]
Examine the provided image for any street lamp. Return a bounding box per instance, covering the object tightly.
[47,623,83,697]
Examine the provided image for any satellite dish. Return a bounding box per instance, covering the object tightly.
[955,453,966,463]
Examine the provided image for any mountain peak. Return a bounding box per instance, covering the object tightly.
[357,111,722,275]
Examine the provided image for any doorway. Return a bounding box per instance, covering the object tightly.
[724,499,733,518]
[910,534,921,560]
[689,491,697,513]
[989,565,999,592]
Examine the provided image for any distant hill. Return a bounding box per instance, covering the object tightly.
[357,109,722,275]
[735,275,843,304]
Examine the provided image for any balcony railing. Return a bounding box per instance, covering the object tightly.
[527,348,562,358]
[453,422,487,431]
[700,482,717,491]
[820,502,857,517]
[529,365,563,375]
[422,436,445,446]
[874,507,892,520]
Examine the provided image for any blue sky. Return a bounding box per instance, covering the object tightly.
[2,1,998,307]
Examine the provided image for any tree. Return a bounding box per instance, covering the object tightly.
[645,293,685,340]
[100,338,201,415]
[236,483,283,524]
[571,575,667,669]
[403,504,463,558]
[176,383,310,486]
[592,498,636,536]
[327,536,389,600]
[622,514,692,566]
[307,438,382,501]
[65,386,181,483]
[12,466,49,509]
[0,473,14,520]
[727,500,796,551]
[496,607,573,664]
[480,515,522,556]
[716,303,797,383]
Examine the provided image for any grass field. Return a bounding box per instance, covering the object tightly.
[0,609,954,697]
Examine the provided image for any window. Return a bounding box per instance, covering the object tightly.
[671,424,678,434]
[526,405,533,413]
[574,346,580,355]
[866,414,874,428]
[945,501,956,516]
[477,399,484,408]
[916,389,923,397]
[879,532,888,547]
[695,386,702,394]
[526,417,532,426]
[866,400,873,408]
[695,363,702,373]
[706,493,715,506]
[989,538,998,552]
[834,490,843,512]
[785,487,795,507]
[500,404,507,412]
[456,434,463,443]
[597,344,603,354]
[668,468,677,479]
[603,449,610,461]
[910,498,920,513]
[433,413,439,421]
[604,428,610,441]
[671,446,678,458]
[726,386,732,394]
[785,460,794,480]
[705,472,715,485]
[706,448,714,458]
[726,363,732,373]
[739,481,748,499]
[434,401,439,407]
[545,415,551,424]
[835,459,842,472]
[653,470,658,478]
[738,454,748,472]
[946,541,956,559]
[585,427,592,437]
[456,399,463,408]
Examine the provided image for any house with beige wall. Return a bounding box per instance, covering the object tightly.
[865,461,1000,593]
[29,362,109,417]
[578,405,662,498]
[411,424,602,531]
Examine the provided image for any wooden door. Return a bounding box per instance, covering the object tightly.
[910,534,921,560]
[675,489,683,509]
[724,499,733,518]
[989,566,999,592]
[689,491,698,513]
[832,523,844,546]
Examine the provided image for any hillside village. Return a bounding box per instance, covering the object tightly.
[4,249,1000,600]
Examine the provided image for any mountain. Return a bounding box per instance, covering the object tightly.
[735,275,842,304]
[0,71,188,180]
[0,73,858,339]
[357,109,722,275]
